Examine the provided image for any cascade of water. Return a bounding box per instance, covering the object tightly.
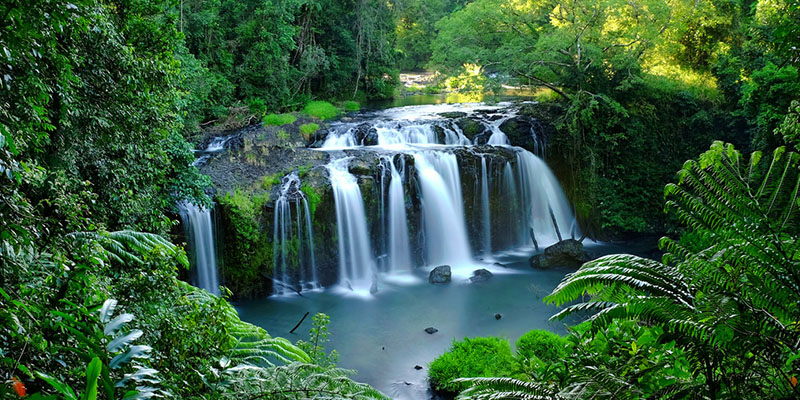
[413,152,472,266]
[480,156,491,255]
[515,150,578,246]
[272,172,319,295]
[178,202,220,295]
[387,157,411,272]
[193,135,233,166]
[484,110,516,145]
[327,158,377,288]
[502,161,523,247]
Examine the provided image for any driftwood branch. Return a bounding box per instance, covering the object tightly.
[290,311,310,334]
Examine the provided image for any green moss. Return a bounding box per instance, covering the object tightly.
[303,101,338,120]
[263,172,283,192]
[300,123,320,140]
[343,100,360,111]
[277,129,290,141]
[301,182,321,215]
[428,337,519,393]
[298,163,313,178]
[263,113,296,126]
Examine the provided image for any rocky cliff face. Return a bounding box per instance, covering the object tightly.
[194,103,562,299]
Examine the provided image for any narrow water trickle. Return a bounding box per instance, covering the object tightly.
[178,202,220,295]
[480,156,491,255]
[272,172,319,295]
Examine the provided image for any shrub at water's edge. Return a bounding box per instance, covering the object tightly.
[428,337,519,393]
[344,100,360,111]
[300,123,320,141]
[304,101,339,120]
[515,330,569,363]
[263,113,297,126]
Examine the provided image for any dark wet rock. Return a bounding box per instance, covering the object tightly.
[456,118,487,141]
[499,116,537,152]
[439,111,467,119]
[494,313,502,320]
[425,327,439,334]
[351,123,379,146]
[529,239,590,269]
[414,365,423,370]
[469,268,493,283]
[492,262,507,268]
[429,265,452,284]
[432,125,447,143]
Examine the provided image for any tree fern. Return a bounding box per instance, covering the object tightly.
[543,141,800,398]
[68,230,189,269]
[180,285,311,366]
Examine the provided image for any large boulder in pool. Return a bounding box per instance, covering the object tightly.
[529,239,589,269]
[429,265,452,284]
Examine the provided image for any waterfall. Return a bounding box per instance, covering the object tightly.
[502,161,523,247]
[515,151,578,245]
[272,172,318,295]
[480,156,491,255]
[178,202,220,295]
[413,152,472,266]
[486,114,512,145]
[386,157,412,272]
[327,158,377,288]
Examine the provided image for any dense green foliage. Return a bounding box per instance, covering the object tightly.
[427,0,800,234]
[515,330,568,364]
[428,337,519,393]
[450,136,800,398]
[0,0,387,398]
[178,0,398,130]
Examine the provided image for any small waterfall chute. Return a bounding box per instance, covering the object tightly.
[413,152,472,267]
[386,156,411,272]
[178,202,221,295]
[272,172,319,295]
[327,158,377,291]
[480,156,491,255]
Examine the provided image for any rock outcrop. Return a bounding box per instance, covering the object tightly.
[529,239,590,269]
[429,265,452,284]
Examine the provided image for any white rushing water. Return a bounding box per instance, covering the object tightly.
[177,202,220,295]
[413,152,473,267]
[386,157,412,272]
[315,102,578,293]
[480,156,491,255]
[272,172,318,295]
[515,151,577,245]
[327,158,377,291]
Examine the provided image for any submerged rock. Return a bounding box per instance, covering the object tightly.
[438,111,467,119]
[429,265,452,284]
[494,313,502,320]
[414,365,423,370]
[469,268,493,283]
[425,327,439,334]
[370,280,378,294]
[529,239,589,269]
